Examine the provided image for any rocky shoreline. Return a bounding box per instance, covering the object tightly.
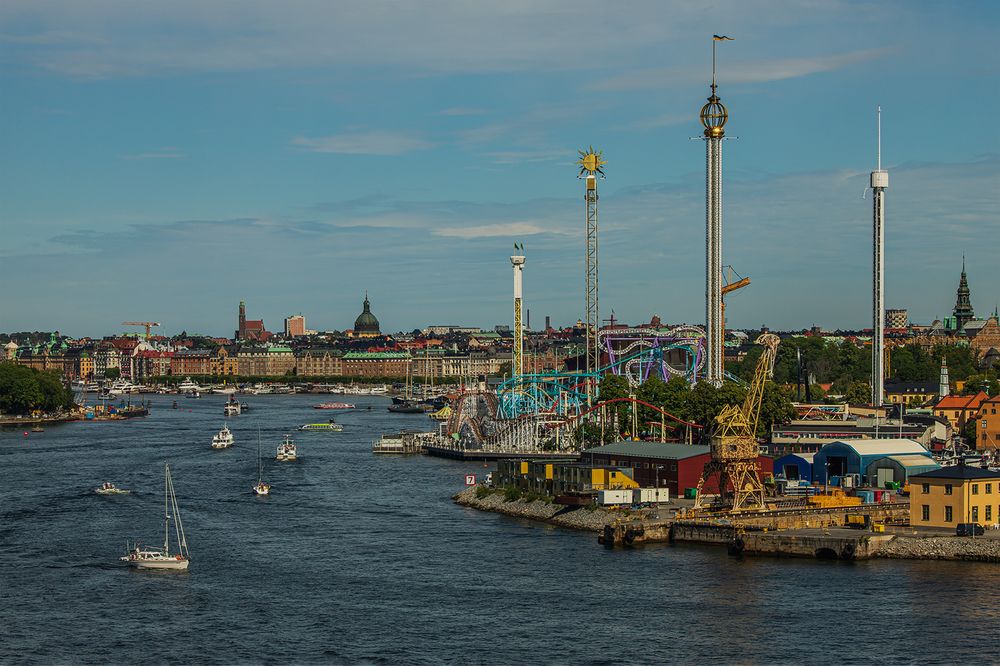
[453,487,618,532]
[455,488,1000,562]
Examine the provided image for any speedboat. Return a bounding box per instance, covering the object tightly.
[211,424,234,449]
[96,481,131,495]
[276,435,297,461]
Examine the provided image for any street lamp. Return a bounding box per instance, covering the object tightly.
[655,464,664,500]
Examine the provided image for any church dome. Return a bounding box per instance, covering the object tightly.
[354,295,380,335]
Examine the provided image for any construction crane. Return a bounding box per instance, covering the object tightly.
[122,321,160,340]
[720,266,750,360]
[694,332,780,513]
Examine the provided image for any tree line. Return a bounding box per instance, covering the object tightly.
[0,363,76,415]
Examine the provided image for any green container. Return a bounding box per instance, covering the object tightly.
[684,487,698,499]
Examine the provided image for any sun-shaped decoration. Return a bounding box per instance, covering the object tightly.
[576,146,607,178]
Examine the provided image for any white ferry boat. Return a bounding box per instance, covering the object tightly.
[276,435,297,461]
[211,424,234,449]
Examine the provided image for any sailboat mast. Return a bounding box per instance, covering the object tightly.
[257,426,263,482]
[169,470,187,557]
[163,463,170,554]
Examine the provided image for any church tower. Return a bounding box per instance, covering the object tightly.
[953,259,975,331]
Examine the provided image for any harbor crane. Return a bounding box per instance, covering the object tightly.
[122,321,160,340]
[694,332,779,513]
[720,266,750,358]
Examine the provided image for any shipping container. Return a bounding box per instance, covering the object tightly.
[684,487,698,499]
[633,488,670,504]
[598,489,633,506]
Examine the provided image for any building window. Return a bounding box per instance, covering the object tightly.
[922,483,930,494]
[988,484,993,494]
[973,484,979,495]
[945,484,953,496]
[972,506,979,522]
[984,420,989,429]
[670,465,677,471]
[987,505,993,522]
[945,506,953,522]
[921,505,929,521]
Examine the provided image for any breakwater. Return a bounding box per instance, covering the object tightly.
[453,486,618,531]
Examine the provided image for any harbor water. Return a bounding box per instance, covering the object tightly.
[2,394,998,664]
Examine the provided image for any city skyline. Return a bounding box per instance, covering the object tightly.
[2,1,998,336]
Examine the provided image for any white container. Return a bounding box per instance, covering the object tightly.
[634,488,670,504]
[598,489,633,506]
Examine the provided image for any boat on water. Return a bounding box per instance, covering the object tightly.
[185,390,201,399]
[96,481,131,495]
[107,379,140,396]
[211,387,238,395]
[299,420,344,432]
[313,402,355,410]
[119,464,190,570]
[387,401,424,414]
[276,435,297,461]
[31,425,44,432]
[224,396,241,416]
[211,424,234,449]
[252,429,270,496]
[177,378,202,393]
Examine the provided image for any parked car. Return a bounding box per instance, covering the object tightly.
[956,523,985,537]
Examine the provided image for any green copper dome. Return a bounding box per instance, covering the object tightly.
[354,295,380,334]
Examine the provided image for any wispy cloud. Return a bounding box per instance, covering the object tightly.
[434,222,552,239]
[625,112,692,130]
[591,48,892,91]
[292,131,434,156]
[120,148,184,160]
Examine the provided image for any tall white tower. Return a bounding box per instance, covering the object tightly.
[939,357,950,398]
[700,37,731,386]
[871,107,888,406]
[510,246,526,378]
[576,147,607,401]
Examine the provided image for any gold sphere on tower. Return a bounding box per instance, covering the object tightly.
[700,92,728,138]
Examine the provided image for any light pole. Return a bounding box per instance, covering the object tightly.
[655,464,664,498]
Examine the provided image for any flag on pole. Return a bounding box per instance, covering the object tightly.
[713,35,734,41]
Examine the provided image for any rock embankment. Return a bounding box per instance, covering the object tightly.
[876,535,1000,562]
[453,487,615,532]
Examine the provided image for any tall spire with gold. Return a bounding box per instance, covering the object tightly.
[700,35,731,386]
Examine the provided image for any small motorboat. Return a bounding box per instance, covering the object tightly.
[96,481,131,495]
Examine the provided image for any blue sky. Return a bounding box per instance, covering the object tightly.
[1,1,998,337]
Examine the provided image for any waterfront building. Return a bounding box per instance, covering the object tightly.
[582,441,774,498]
[352,294,381,338]
[811,439,932,486]
[137,350,174,379]
[934,391,989,431]
[974,395,1000,450]
[237,345,295,376]
[769,417,946,456]
[285,315,306,338]
[211,347,239,376]
[171,349,213,376]
[295,348,344,377]
[342,351,409,377]
[549,463,638,496]
[773,453,816,484]
[910,465,1000,529]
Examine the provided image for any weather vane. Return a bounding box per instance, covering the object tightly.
[576,146,607,179]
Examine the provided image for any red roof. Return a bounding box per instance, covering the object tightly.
[936,391,989,411]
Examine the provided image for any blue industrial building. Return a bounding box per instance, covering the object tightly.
[813,439,933,486]
[774,453,816,483]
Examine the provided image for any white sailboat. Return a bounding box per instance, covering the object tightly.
[253,428,271,496]
[120,463,190,570]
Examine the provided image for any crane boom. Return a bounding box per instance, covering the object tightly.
[122,321,161,340]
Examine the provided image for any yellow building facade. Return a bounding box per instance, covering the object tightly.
[910,466,1000,529]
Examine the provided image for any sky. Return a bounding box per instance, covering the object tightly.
[1,0,998,337]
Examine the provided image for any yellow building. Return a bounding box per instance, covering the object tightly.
[910,466,1000,529]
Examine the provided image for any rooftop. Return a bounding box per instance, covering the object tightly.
[583,441,710,461]
[911,465,1000,481]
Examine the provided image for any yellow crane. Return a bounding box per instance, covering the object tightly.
[122,321,160,340]
[720,266,750,358]
[694,332,779,513]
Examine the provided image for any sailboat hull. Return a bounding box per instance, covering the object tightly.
[134,558,189,570]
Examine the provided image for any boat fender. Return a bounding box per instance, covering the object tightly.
[176,554,183,560]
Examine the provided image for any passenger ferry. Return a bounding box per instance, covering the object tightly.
[299,421,344,432]
[276,435,297,461]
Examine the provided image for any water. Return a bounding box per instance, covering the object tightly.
[2,394,998,664]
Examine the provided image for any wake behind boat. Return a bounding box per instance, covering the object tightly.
[120,463,190,570]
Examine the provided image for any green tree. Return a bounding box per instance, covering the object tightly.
[844,381,871,405]
[758,382,796,437]
[103,367,120,380]
[686,381,746,432]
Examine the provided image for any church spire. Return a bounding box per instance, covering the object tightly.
[953,259,975,330]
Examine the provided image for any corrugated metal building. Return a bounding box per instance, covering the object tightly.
[865,454,940,487]
[582,441,773,497]
[774,452,816,483]
[813,439,932,486]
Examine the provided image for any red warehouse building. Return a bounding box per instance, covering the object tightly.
[582,441,773,497]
